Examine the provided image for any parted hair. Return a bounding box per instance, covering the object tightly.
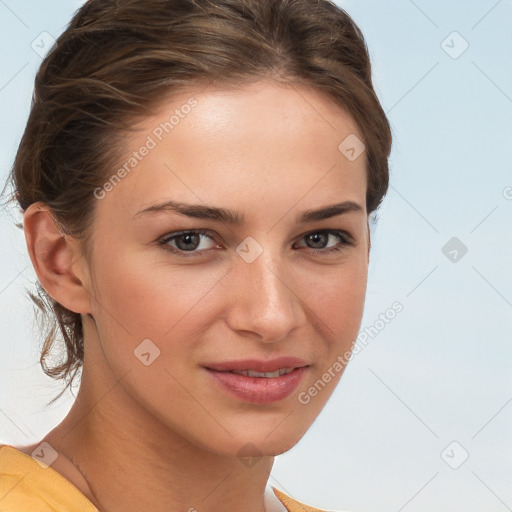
[3,0,392,404]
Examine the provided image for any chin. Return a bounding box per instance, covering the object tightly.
[196,422,312,460]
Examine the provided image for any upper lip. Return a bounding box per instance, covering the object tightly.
[204,357,309,373]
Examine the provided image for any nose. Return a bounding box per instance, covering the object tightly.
[224,247,304,343]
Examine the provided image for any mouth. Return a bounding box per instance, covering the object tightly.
[203,357,310,405]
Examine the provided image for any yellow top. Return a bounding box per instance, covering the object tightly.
[0,444,334,512]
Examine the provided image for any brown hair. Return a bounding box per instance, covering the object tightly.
[2,0,392,405]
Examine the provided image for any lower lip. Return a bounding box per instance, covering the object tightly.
[205,367,308,405]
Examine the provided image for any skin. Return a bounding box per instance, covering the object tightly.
[19,78,370,512]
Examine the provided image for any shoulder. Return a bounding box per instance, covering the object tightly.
[272,486,352,512]
[0,443,99,512]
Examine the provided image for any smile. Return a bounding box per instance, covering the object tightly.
[228,367,295,378]
[204,365,309,405]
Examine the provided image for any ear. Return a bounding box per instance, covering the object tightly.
[23,202,93,315]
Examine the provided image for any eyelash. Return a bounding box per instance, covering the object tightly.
[157,229,355,258]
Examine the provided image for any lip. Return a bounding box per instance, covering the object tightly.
[203,357,309,405]
[203,357,309,373]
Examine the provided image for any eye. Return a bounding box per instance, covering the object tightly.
[157,228,354,258]
[295,230,354,254]
[158,229,220,257]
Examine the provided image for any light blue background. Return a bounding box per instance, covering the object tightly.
[1,1,511,511]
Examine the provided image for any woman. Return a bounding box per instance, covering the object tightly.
[0,0,391,510]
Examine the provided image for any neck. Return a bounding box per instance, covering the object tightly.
[41,366,281,512]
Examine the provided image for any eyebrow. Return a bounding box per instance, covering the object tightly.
[133,199,363,224]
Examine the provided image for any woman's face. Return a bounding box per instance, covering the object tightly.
[80,79,369,457]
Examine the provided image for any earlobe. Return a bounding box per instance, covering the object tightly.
[23,202,93,315]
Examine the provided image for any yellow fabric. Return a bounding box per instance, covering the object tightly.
[272,487,332,511]
[0,444,99,512]
[0,444,333,512]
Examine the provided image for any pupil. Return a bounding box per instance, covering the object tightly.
[309,233,326,248]
[177,233,199,251]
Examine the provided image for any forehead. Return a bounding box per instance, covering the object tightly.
[97,79,367,219]
[147,78,364,145]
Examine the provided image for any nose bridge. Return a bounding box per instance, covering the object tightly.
[250,246,288,301]
[228,238,300,341]
[244,241,289,305]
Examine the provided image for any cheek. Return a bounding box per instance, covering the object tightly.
[90,250,226,343]
[299,256,368,342]
[89,243,367,364]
